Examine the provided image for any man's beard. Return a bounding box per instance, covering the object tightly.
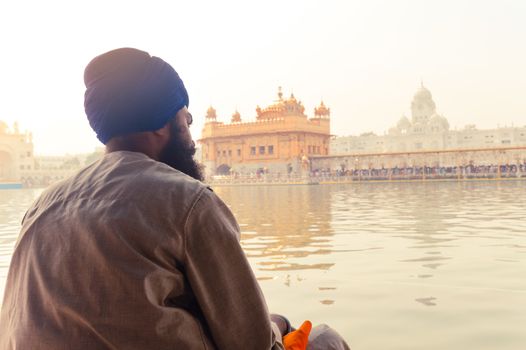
[160,132,204,181]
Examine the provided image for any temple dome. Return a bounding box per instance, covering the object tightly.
[440,116,450,130]
[397,115,411,130]
[388,126,400,136]
[428,113,449,131]
[256,88,306,119]
[411,82,436,125]
[413,83,433,100]
[231,110,241,123]
[429,113,441,123]
[314,100,330,118]
[206,106,217,121]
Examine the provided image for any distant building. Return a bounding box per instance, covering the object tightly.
[28,148,105,187]
[330,83,526,154]
[198,88,330,177]
[0,121,35,183]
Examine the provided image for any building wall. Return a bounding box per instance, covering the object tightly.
[331,127,526,155]
[0,121,34,182]
[313,147,526,172]
[22,148,104,187]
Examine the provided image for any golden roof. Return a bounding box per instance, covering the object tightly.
[314,100,330,117]
[206,106,217,120]
[256,88,306,119]
[231,110,241,123]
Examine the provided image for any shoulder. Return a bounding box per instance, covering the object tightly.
[137,158,209,201]
[185,184,240,239]
[28,151,210,217]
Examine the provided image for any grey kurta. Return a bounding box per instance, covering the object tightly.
[0,151,284,350]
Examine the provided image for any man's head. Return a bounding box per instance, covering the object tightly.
[84,48,203,180]
[159,107,203,181]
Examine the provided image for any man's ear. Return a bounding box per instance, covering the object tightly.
[152,121,171,138]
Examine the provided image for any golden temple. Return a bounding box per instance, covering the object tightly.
[199,88,330,176]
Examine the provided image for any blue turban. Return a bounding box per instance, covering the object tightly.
[84,48,189,144]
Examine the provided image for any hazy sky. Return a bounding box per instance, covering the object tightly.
[1,0,525,155]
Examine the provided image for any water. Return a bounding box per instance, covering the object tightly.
[0,189,44,302]
[1,182,526,349]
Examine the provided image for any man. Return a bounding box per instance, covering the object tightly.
[0,48,349,349]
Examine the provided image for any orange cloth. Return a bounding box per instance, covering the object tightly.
[283,321,312,350]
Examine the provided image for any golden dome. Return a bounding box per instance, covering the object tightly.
[231,110,241,123]
[206,106,217,120]
[255,89,307,119]
[314,100,330,118]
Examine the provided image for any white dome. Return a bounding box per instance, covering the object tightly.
[429,113,442,124]
[388,126,400,136]
[429,113,450,132]
[440,115,450,130]
[397,115,411,130]
[413,83,433,100]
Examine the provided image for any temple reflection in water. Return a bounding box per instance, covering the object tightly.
[214,185,338,272]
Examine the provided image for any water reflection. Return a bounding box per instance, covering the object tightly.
[216,181,526,314]
[215,186,339,272]
[0,190,41,271]
[0,189,42,300]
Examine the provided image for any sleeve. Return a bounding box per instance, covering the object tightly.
[184,189,285,350]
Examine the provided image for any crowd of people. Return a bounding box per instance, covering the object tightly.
[311,163,526,180]
[209,163,526,183]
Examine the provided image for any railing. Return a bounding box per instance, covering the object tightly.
[207,166,526,185]
[208,174,313,185]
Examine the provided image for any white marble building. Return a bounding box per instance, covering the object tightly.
[0,119,105,186]
[331,84,526,154]
[0,121,35,182]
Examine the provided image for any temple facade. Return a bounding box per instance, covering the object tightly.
[0,121,34,183]
[199,88,331,177]
[331,83,526,154]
